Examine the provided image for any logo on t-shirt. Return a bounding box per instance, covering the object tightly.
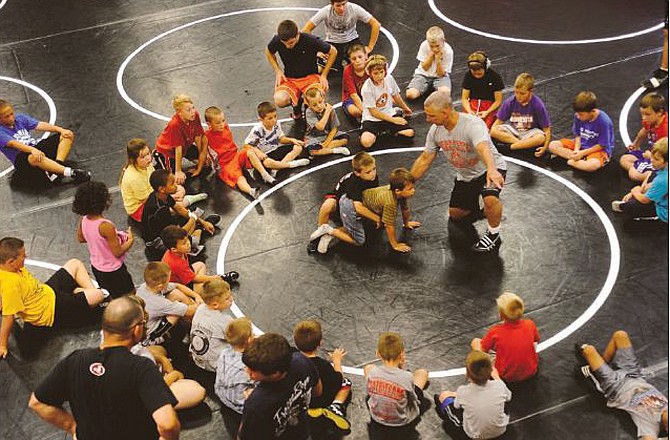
[89,362,106,376]
[376,93,389,109]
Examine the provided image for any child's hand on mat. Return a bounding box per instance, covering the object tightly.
[329,348,347,362]
[392,242,411,253]
[404,220,421,230]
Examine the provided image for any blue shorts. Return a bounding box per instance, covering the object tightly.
[342,97,358,118]
[339,195,365,245]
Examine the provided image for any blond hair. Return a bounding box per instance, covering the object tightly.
[201,279,232,305]
[172,94,193,111]
[144,262,171,288]
[204,106,223,124]
[497,292,525,321]
[352,151,375,172]
[426,26,445,44]
[514,72,534,91]
[226,317,253,348]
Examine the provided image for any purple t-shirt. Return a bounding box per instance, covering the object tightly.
[496,94,550,132]
[0,113,40,164]
[571,110,615,156]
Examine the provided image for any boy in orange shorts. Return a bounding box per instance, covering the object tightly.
[540,91,614,172]
[265,19,337,119]
[204,106,274,199]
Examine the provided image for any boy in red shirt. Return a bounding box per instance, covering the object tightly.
[204,106,271,199]
[155,94,208,185]
[471,292,540,382]
[160,225,238,294]
[341,44,369,120]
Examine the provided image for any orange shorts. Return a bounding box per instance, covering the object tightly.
[276,74,323,106]
[218,149,252,188]
[560,139,609,166]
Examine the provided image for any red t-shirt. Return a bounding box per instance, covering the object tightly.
[205,126,238,165]
[481,319,540,382]
[643,112,668,146]
[341,64,369,102]
[155,112,205,157]
[161,250,195,285]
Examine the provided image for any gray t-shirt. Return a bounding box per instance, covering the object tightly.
[305,108,340,145]
[366,365,419,426]
[310,2,372,43]
[189,304,234,371]
[608,377,668,438]
[137,282,188,344]
[454,380,511,439]
[215,346,254,414]
[424,112,506,181]
[361,75,401,122]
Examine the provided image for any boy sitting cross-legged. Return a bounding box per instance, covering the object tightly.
[293,319,352,434]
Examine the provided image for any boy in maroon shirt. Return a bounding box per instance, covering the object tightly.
[471,292,540,382]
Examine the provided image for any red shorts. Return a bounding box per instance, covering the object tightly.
[560,139,609,166]
[467,99,497,129]
[130,203,145,222]
[218,149,252,188]
[276,74,323,106]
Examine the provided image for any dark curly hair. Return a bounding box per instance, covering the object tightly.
[72,181,111,216]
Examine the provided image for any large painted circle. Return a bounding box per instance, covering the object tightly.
[216,148,621,377]
[619,86,647,146]
[116,7,400,127]
[0,0,7,11]
[0,76,58,178]
[428,0,664,45]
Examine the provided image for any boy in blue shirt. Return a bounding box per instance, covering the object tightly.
[612,138,668,222]
[0,99,90,184]
[540,91,614,172]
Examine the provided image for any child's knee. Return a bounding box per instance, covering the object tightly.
[406,88,419,100]
[580,344,598,358]
[360,132,376,148]
[347,105,362,118]
[400,129,415,138]
[612,330,631,346]
[291,144,303,154]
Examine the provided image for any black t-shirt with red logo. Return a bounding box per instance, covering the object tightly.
[34,346,177,440]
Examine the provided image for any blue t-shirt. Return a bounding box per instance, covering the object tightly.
[496,94,551,131]
[646,167,668,222]
[0,114,40,164]
[571,110,615,156]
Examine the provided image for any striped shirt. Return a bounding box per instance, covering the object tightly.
[362,185,406,227]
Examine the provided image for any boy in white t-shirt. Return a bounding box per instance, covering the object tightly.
[360,54,414,148]
[434,350,511,439]
[406,26,454,101]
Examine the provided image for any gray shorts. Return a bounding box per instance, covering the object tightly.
[593,347,644,400]
[407,74,451,95]
[339,195,365,245]
[498,124,545,141]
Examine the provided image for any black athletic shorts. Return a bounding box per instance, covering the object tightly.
[449,169,506,213]
[48,268,95,329]
[14,134,60,175]
[92,263,135,298]
[361,120,412,137]
[266,144,298,161]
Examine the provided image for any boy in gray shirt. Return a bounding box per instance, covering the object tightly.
[304,87,350,157]
[576,330,668,439]
[435,350,511,439]
[364,332,429,427]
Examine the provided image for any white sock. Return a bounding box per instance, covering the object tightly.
[63,167,73,177]
[289,158,310,168]
[184,193,208,206]
[260,169,273,181]
[332,147,350,155]
[488,224,500,235]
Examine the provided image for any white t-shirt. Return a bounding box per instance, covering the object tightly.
[361,74,400,122]
[310,2,373,43]
[455,379,511,439]
[424,113,507,181]
[414,40,454,77]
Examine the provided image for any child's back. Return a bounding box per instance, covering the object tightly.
[362,185,401,224]
[215,317,254,415]
[455,371,510,438]
[136,281,187,344]
[366,364,420,426]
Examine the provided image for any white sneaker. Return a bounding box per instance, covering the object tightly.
[270,169,278,178]
[332,147,351,155]
[182,158,197,170]
[611,200,624,212]
[290,158,310,168]
[250,188,259,199]
[309,223,334,242]
[317,234,335,254]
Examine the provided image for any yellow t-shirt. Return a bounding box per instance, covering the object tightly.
[0,267,56,327]
[120,164,155,215]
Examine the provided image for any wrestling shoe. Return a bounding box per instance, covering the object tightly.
[308,407,350,433]
[219,271,240,284]
[309,223,334,242]
[71,168,92,184]
[204,214,223,228]
[317,234,335,254]
[642,68,669,89]
[611,200,624,212]
[472,230,501,253]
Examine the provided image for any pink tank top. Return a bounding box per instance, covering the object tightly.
[81,216,127,272]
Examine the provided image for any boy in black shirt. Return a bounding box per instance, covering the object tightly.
[239,333,322,439]
[308,151,378,253]
[294,319,352,434]
[265,19,337,119]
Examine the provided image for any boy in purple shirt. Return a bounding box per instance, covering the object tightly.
[539,91,614,172]
[490,73,551,153]
[0,99,90,184]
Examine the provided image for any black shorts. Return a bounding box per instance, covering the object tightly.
[449,169,506,213]
[166,144,200,172]
[91,263,135,298]
[14,134,60,176]
[266,144,297,161]
[361,120,412,137]
[48,268,96,329]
